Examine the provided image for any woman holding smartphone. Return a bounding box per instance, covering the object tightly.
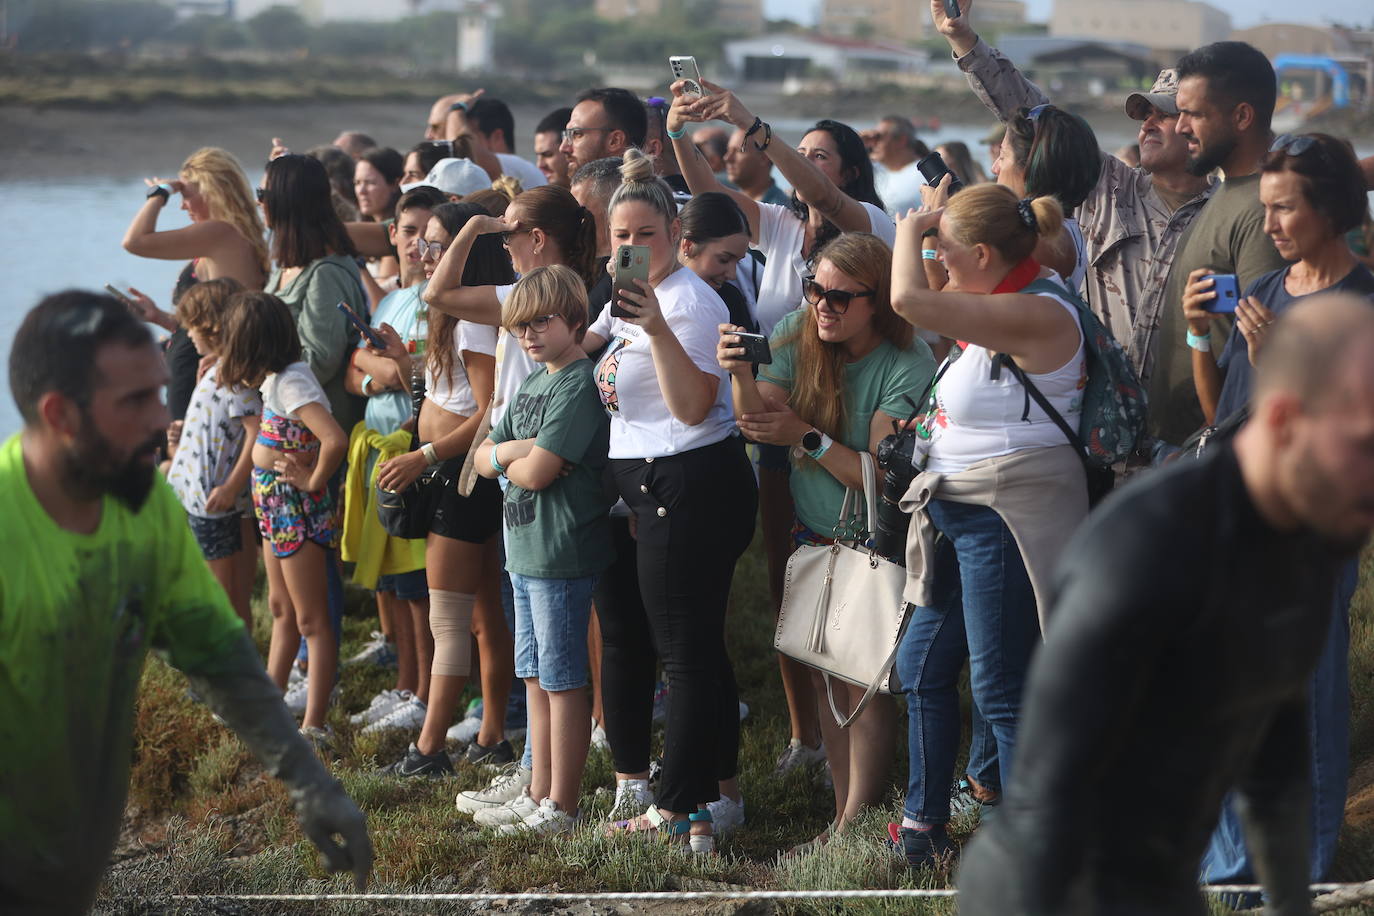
[582,149,756,853]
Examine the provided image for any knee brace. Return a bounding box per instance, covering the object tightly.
[428,589,475,676]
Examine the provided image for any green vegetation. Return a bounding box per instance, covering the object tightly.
[97,531,1374,913]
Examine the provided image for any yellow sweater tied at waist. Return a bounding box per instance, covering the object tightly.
[341,420,426,589]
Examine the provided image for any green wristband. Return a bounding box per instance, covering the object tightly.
[666,125,687,140]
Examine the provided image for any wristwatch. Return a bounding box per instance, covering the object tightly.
[146,183,172,201]
[448,100,467,113]
[801,429,833,460]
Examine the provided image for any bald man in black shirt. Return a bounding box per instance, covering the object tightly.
[958,292,1374,916]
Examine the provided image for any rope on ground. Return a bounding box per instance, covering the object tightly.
[165,883,1371,905]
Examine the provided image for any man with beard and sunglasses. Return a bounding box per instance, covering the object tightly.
[957,292,1374,916]
[0,291,372,914]
[1148,41,1290,451]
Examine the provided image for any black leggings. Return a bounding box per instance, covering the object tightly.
[598,435,757,812]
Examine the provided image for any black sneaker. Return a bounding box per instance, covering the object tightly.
[463,738,515,768]
[887,822,957,870]
[381,742,454,777]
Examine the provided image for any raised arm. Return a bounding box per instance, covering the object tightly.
[686,80,875,235]
[933,0,1049,121]
[420,214,506,326]
[123,180,237,261]
[667,88,762,242]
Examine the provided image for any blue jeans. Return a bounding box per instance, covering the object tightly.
[896,500,1039,824]
[511,572,598,692]
[1200,555,1356,885]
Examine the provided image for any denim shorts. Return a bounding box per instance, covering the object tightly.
[376,568,428,600]
[510,571,597,692]
[187,512,244,562]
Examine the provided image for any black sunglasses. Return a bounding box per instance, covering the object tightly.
[802,277,875,314]
[1270,134,1319,158]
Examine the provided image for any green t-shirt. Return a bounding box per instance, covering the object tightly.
[489,360,614,579]
[0,435,245,913]
[759,309,936,534]
[1149,174,1289,445]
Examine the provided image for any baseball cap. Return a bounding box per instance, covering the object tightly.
[423,157,490,197]
[1125,69,1181,120]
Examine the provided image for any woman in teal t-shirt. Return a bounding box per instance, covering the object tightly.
[717,231,934,853]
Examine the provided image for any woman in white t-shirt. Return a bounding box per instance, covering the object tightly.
[366,201,520,777]
[667,80,899,777]
[584,150,756,852]
[885,184,1088,868]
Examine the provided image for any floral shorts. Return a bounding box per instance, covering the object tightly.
[252,467,338,558]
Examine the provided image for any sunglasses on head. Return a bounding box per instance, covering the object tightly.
[802,277,875,314]
[1270,134,1319,158]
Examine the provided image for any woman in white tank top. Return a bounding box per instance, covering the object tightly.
[883,183,1087,868]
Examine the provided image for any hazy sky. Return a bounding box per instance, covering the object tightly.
[764,0,1373,31]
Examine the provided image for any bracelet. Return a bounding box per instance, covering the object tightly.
[420,442,440,465]
[146,183,171,201]
[922,249,939,261]
[361,373,375,396]
[754,121,773,152]
[1186,330,1212,352]
[742,116,764,144]
[489,445,506,475]
[448,100,467,113]
[666,125,687,140]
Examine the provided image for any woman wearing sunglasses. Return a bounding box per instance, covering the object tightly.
[886,182,1090,870]
[718,232,935,853]
[1182,132,1374,888]
[667,75,895,779]
[369,201,520,777]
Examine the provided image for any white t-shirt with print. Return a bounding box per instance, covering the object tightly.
[167,365,262,518]
[589,268,734,459]
[753,200,896,336]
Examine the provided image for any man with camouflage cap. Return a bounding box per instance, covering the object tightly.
[930,0,1213,408]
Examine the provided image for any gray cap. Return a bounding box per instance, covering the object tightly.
[1126,69,1181,120]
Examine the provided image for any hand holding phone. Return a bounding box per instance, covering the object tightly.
[669,56,707,102]
[337,301,387,349]
[731,331,773,365]
[610,244,651,319]
[1202,274,1240,313]
[104,283,136,306]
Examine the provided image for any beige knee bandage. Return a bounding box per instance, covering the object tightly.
[428,589,475,676]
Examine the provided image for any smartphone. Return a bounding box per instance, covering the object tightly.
[944,0,961,18]
[428,139,454,159]
[669,56,706,101]
[916,151,964,196]
[611,244,651,320]
[104,283,136,305]
[1203,274,1240,313]
[732,331,773,365]
[337,300,387,349]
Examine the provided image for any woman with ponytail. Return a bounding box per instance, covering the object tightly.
[885,183,1089,870]
[580,149,756,853]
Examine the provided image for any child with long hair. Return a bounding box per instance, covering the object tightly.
[218,291,348,743]
[164,277,259,628]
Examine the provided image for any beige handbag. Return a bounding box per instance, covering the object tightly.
[774,451,912,727]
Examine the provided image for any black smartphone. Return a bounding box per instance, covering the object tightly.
[732,331,772,365]
[916,151,964,195]
[611,244,651,319]
[337,301,387,349]
[944,0,961,18]
[428,139,454,159]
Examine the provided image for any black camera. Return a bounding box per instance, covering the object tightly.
[916,151,964,196]
[873,426,919,563]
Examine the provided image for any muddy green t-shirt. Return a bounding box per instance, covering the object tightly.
[0,434,246,914]
[489,360,614,579]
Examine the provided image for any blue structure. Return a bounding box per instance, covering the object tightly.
[1274,54,1352,108]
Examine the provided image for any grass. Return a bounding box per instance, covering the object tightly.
[97,531,1374,915]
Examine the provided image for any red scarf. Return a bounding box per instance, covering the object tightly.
[957,257,1041,350]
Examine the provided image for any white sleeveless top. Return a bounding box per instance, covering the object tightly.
[925,288,1086,475]
[425,320,497,418]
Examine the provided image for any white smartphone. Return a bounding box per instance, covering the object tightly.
[669,56,706,101]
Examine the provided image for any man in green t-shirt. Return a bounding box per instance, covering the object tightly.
[0,291,371,914]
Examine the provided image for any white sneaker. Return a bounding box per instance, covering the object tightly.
[284,679,337,719]
[362,695,428,735]
[590,721,610,751]
[497,797,578,836]
[473,787,540,827]
[344,630,397,668]
[456,763,533,813]
[607,777,653,822]
[707,794,745,837]
[446,713,483,745]
[349,688,409,726]
[287,664,305,686]
[774,738,827,774]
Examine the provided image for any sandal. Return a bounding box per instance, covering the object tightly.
[605,804,690,841]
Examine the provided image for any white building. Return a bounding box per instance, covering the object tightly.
[723,33,929,85]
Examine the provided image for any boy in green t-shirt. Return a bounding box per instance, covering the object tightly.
[475,265,612,835]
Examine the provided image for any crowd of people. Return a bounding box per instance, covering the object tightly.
[9,0,1374,910]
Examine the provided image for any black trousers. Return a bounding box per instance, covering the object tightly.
[598,434,757,812]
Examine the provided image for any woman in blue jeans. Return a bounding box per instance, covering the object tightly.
[887,182,1090,868]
